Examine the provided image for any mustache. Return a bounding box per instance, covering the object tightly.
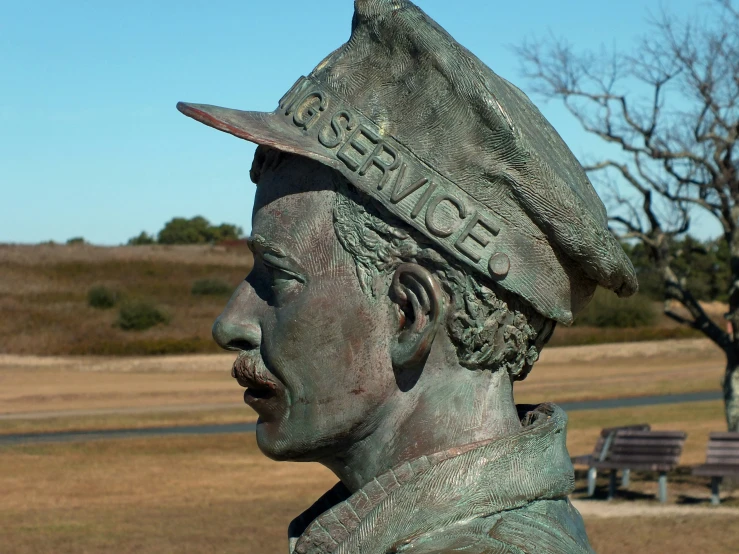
[231,353,279,391]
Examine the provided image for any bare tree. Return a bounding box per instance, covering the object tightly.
[516,0,739,429]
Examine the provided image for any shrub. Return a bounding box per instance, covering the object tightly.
[191,279,233,297]
[66,237,85,245]
[127,231,156,245]
[574,288,657,328]
[116,300,169,331]
[88,285,119,309]
[157,216,243,244]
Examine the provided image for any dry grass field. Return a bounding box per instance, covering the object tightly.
[0,434,336,554]
[1,339,736,552]
[0,243,252,356]
[517,337,726,403]
[0,353,255,435]
[2,428,738,554]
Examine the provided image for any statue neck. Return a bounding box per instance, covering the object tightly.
[320,358,522,493]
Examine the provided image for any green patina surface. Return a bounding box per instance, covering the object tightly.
[177,1,636,552]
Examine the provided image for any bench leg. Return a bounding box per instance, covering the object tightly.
[621,469,631,489]
[587,468,597,497]
[711,477,721,506]
[608,470,617,501]
[658,472,668,503]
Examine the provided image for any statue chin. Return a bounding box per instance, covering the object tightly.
[254,419,329,463]
[253,418,295,460]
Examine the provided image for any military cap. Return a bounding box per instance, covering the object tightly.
[177,0,638,324]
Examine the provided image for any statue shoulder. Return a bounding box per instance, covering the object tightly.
[389,499,594,554]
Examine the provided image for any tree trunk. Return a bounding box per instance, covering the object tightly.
[724,354,739,432]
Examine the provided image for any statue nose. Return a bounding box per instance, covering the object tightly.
[212,316,261,352]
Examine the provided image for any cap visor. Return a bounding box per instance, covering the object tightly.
[177,102,334,166]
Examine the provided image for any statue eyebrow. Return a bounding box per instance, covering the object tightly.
[247,234,307,283]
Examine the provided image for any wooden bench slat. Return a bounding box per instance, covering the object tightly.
[610,443,683,453]
[609,450,683,458]
[610,447,683,454]
[610,438,686,446]
[612,443,683,449]
[693,464,739,477]
[594,461,677,471]
[708,432,739,440]
[706,456,739,466]
[709,442,739,448]
[610,443,684,451]
[707,454,739,460]
[610,443,685,449]
[615,431,686,437]
[610,449,682,456]
[706,451,739,459]
[694,463,739,471]
[604,456,679,467]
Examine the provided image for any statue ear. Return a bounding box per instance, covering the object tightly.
[390,263,445,370]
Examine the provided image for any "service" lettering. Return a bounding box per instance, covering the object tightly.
[277,77,506,278]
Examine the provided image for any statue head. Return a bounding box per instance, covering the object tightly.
[178,0,637,484]
[215,145,555,464]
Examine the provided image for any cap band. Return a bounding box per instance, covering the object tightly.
[279,76,509,283]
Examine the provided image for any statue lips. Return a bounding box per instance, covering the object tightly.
[231,353,284,420]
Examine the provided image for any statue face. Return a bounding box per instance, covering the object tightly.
[213,155,398,462]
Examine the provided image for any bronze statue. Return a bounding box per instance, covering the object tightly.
[177,1,637,552]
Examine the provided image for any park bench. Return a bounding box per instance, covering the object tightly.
[692,432,739,505]
[592,429,687,503]
[571,424,651,497]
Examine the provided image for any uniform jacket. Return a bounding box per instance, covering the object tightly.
[288,404,594,553]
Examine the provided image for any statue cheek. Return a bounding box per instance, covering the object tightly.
[265,208,294,228]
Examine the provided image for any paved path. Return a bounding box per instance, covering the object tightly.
[0,402,244,421]
[0,422,258,446]
[0,390,723,447]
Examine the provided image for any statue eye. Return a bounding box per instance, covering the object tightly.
[263,263,303,300]
[252,248,306,304]
[269,266,295,288]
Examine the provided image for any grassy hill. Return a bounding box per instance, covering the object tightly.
[0,243,252,356]
[0,242,709,356]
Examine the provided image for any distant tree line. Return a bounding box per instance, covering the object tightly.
[624,237,730,303]
[128,216,243,246]
[573,236,728,329]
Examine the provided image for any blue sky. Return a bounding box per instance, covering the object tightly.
[1,0,716,244]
